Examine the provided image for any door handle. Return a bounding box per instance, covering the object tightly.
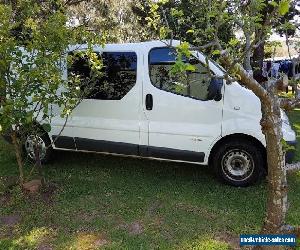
[146,94,153,110]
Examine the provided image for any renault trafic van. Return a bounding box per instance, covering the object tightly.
[21,40,297,186]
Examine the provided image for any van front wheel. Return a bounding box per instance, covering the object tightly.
[212,139,264,186]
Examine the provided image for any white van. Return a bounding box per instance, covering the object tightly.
[22,40,297,186]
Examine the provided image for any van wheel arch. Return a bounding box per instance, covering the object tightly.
[209,134,267,185]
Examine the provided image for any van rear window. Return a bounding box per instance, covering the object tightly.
[68,51,137,100]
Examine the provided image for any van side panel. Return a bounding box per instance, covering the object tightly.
[50,46,143,151]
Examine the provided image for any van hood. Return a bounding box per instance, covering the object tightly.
[224,82,296,142]
[224,82,262,120]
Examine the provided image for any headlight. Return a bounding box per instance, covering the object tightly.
[280,109,290,126]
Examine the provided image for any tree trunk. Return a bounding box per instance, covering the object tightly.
[243,31,252,73]
[252,39,266,83]
[219,54,288,250]
[11,130,24,185]
[253,85,288,250]
[260,100,286,250]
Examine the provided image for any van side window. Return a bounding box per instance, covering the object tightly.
[68,51,137,100]
[149,47,212,101]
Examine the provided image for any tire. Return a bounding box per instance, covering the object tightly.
[212,139,264,187]
[23,130,53,164]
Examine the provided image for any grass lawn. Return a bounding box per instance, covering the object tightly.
[0,110,300,250]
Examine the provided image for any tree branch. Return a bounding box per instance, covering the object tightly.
[63,0,86,6]
[280,97,300,111]
[193,41,218,51]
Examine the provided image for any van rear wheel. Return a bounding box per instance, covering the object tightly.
[24,131,53,164]
[212,139,264,186]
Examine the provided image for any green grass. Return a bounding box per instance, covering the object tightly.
[289,108,300,161]
[0,110,300,249]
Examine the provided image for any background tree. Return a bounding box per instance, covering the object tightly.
[251,0,299,83]
[144,0,300,248]
[133,0,298,79]
[132,0,235,47]
[66,0,151,42]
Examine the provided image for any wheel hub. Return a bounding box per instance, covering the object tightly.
[24,135,47,160]
[221,150,254,181]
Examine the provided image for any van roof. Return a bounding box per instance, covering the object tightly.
[68,40,182,52]
[105,39,182,47]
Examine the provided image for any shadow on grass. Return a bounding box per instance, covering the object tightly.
[51,149,216,181]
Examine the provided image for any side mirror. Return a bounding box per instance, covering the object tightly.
[207,76,223,101]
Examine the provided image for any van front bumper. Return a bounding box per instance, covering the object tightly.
[286,140,297,164]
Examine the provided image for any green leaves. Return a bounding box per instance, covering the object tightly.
[25,111,34,124]
[42,123,51,133]
[170,42,197,77]
[159,27,169,39]
[278,0,290,16]
[177,42,191,58]
[186,29,194,35]
[24,17,38,31]
[212,50,221,56]
[281,138,295,152]
[268,1,278,7]
[228,38,240,47]
[171,8,184,18]
[185,64,196,72]
[0,2,103,162]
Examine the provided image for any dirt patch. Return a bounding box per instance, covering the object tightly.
[146,199,163,217]
[296,227,300,238]
[119,220,145,235]
[0,214,21,239]
[215,232,240,250]
[94,238,109,247]
[74,232,110,249]
[0,193,11,207]
[0,214,21,226]
[37,244,53,250]
[127,221,144,235]
[40,183,58,204]
[0,176,18,190]
[0,227,13,239]
[151,216,164,227]
[23,179,42,193]
[76,211,102,223]
[26,182,58,204]
[175,203,217,219]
